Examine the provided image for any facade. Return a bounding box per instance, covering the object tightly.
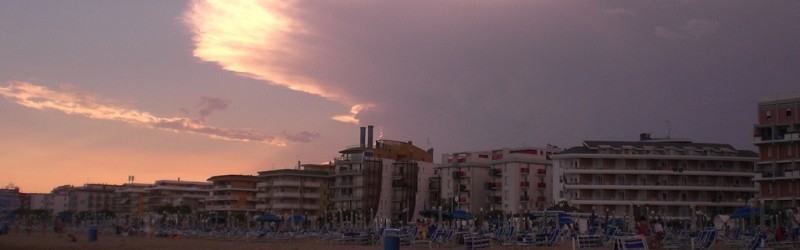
[22,193,48,210]
[0,187,21,213]
[49,185,72,215]
[332,125,436,222]
[435,146,559,215]
[69,184,119,213]
[115,183,150,218]
[206,175,259,214]
[146,180,210,214]
[255,164,332,217]
[754,95,800,210]
[488,146,559,214]
[438,151,492,213]
[552,134,757,221]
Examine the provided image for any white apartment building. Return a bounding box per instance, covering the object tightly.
[146,180,211,214]
[255,166,331,217]
[206,175,259,214]
[438,151,492,213]
[115,183,150,218]
[488,146,559,214]
[552,134,757,221]
[69,184,119,213]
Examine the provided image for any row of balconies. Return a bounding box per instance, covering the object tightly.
[256,181,322,188]
[254,203,321,210]
[483,181,545,190]
[254,192,321,199]
[205,204,257,211]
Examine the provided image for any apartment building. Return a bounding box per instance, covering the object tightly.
[114,183,150,218]
[206,175,259,214]
[49,185,72,215]
[332,125,436,222]
[754,94,800,210]
[146,180,211,214]
[0,187,21,213]
[488,146,559,214]
[552,134,757,220]
[438,151,492,213]
[69,184,119,213]
[255,164,331,217]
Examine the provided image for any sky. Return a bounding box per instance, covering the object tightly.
[1,0,798,193]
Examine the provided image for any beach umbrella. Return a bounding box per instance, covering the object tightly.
[731,207,761,219]
[452,210,475,220]
[558,214,574,225]
[255,213,281,222]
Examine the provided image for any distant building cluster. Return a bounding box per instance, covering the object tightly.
[2,96,798,222]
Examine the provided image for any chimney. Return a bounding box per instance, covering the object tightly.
[367,125,374,148]
[360,127,366,147]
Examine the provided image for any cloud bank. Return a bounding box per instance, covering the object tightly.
[183,0,371,124]
[0,81,287,146]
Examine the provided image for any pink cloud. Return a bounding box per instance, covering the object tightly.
[0,81,286,146]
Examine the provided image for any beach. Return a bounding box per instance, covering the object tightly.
[0,230,753,250]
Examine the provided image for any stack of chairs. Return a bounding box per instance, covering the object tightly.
[464,233,491,249]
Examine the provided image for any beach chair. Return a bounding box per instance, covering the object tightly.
[400,226,419,246]
[499,225,517,246]
[411,228,440,248]
[537,229,561,247]
[434,229,455,247]
[696,230,718,250]
[615,235,649,250]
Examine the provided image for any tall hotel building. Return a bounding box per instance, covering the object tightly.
[552,134,757,220]
[206,175,259,214]
[754,95,800,209]
[438,146,558,215]
[332,125,436,222]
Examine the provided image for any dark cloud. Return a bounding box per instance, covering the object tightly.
[187,1,800,154]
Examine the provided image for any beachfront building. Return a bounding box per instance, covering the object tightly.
[0,186,21,214]
[146,180,211,214]
[255,164,332,217]
[332,125,436,223]
[206,175,259,215]
[20,193,47,210]
[488,146,559,214]
[552,134,757,222]
[754,94,800,210]
[438,151,492,214]
[69,184,120,213]
[48,185,72,215]
[115,183,150,218]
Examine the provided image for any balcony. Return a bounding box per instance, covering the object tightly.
[459,185,468,192]
[537,169,546,175]
[491,169,502,177]
[273,180,302,187]
[521,181,530,188]
[302,193,321,199]
[302,182,321,188]
[302,204,320,210]
[537,183,546,189]
[485,182,501,190]
[206,195,238,201]
[453,171,467,179]
[520,168,530,175]
[272,203,302,209]
[256,182,271,188]
[520,196,530,201]
[273,191,302,198]
[491,196,502,204]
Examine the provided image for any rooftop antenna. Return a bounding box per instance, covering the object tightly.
[426,137,430,149]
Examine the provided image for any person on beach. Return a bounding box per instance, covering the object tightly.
[637,217,647,237]
[652,220,664,249]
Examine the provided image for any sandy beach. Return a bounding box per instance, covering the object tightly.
[0,229,755,250]
[0,229,607,250]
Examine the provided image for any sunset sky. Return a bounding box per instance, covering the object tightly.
[1,1,798,193]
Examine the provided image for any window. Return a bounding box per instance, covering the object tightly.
[787,108,792,117]
[766,110,772,120]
